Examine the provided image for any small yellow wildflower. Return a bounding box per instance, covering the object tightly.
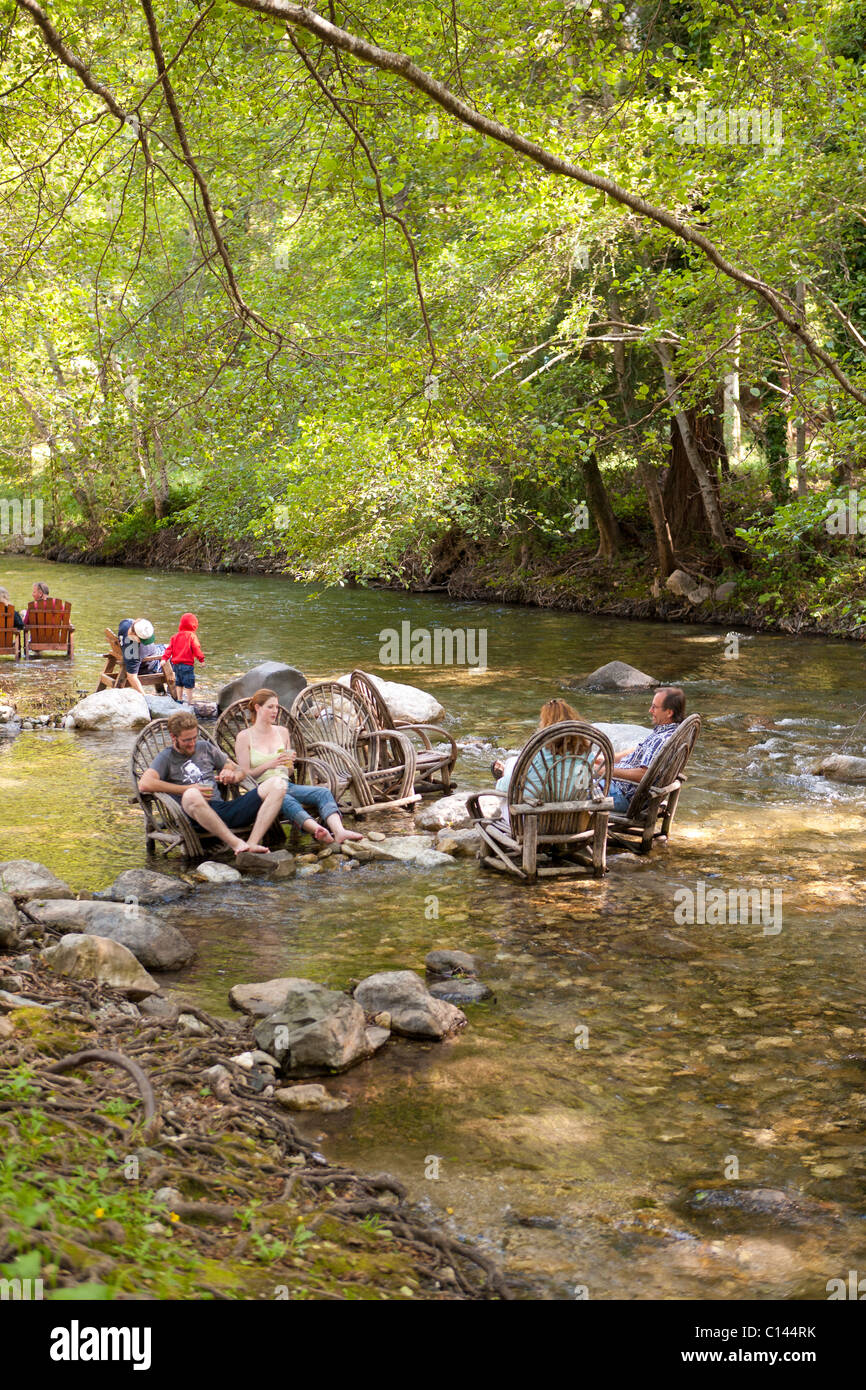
[169,1212,180,1223]
[94,1208,105,1218]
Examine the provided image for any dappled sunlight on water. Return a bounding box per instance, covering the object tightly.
[1,557,865,1297]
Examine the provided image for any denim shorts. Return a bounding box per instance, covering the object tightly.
[172,662,195,689]
[207,787,263,828]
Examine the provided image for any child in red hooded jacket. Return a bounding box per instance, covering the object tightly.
[162,613,205,704]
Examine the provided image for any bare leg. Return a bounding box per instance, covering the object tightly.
[244,781,285,849]
[182,788,248,853]
[326,812,363,844]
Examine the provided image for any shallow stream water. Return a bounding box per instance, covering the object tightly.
[1,555,865,1298]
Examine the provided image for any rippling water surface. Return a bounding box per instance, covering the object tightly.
[1,555,864,1298]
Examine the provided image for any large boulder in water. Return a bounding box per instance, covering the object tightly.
[354,970,466,1039]
[68,688,151,730]
[28,899,195,971]
[568,660,659,692]
[338,672,444,724]
[218,662,307,713]
[253,979,370,1075]
[812,753,866,784]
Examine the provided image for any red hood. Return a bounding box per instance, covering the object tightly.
[179,613,198,631]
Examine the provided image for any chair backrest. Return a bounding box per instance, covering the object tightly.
[214,697,305,759]
[349,670,393,729]
[0,602,17,653]
[291,681,377,751]
[625,714,702,822]
[26,597,71,644]
[507,720,614,844]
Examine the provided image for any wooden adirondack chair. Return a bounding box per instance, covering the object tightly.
[290,681,419,815]
[0,602,21,659]
[349,669,458,796]
[97,628,176,698]
[214,699,338,795]
[607,713,702,854]
[130,718,283,858]
[467,721,615,880]
[23,597,74,657]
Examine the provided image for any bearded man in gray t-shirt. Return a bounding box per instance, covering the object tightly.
[139,711,284,854]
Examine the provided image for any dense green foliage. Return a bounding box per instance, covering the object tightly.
[0,0,864,615]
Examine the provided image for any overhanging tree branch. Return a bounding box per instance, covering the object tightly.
[231,0,866,406]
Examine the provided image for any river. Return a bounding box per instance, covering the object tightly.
[1,554,865,1299]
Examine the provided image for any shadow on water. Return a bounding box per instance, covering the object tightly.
[1,556,865,1297]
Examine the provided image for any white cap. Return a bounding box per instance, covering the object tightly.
[133,619,154,642]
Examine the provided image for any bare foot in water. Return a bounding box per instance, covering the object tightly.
[312,825,334,844]
[333,828,364,843]
[234,841,270,854]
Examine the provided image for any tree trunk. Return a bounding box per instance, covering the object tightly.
[655,344,731,554]
[582,451,623,560]
[795,281,807,496]
[663,396,728,560]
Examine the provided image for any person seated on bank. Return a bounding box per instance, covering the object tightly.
[117,617,171,697]
[0,586,24,630]
[606,686,686,814]
[234,688,364,846]
[491,698,593,828]
[139,709,283,855]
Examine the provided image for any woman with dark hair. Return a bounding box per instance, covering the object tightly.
[234,688,363,846]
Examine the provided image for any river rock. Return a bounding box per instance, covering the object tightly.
[354,970,466,1039]
[28,899,195,971]
[436,828,482,858]
[681,1186,833,1232]
[274,1084,349,1113]
[428,978,493,1005]
[144,694,186,718]
[194,861,242,883]
[355,835,455,869]
[666,569,711,604]
[569,660,659,691]
[425,948,479,978]
[714,581,737,601]
[813,753,866,784]
[254,980,370,1075]
[338,672,444,724]
[414,793,474,831]
[234,849,296,878]
[103,869,191,904]
[0,860,73,901]
[67,688,150,731]
[229,976,301,1017]
[218,662,307,714]
[42,934,159,999]
[0,892,20,950]
[612,931,699,960]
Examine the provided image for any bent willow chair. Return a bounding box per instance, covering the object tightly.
[131,718,283,859]
[23,597,75,658]
[214,699,338,797]
[607,713,702,854]
[467,720,615,880]
[349,669,458,797]
[290,681,419,815]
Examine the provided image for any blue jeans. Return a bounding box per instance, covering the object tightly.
[281,783,340,829]
[610,784,634,814]
[173,662,195,689]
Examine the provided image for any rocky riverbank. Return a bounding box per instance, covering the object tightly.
[0,857,507,1301]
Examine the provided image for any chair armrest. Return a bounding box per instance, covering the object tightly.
[291,755,339,796]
